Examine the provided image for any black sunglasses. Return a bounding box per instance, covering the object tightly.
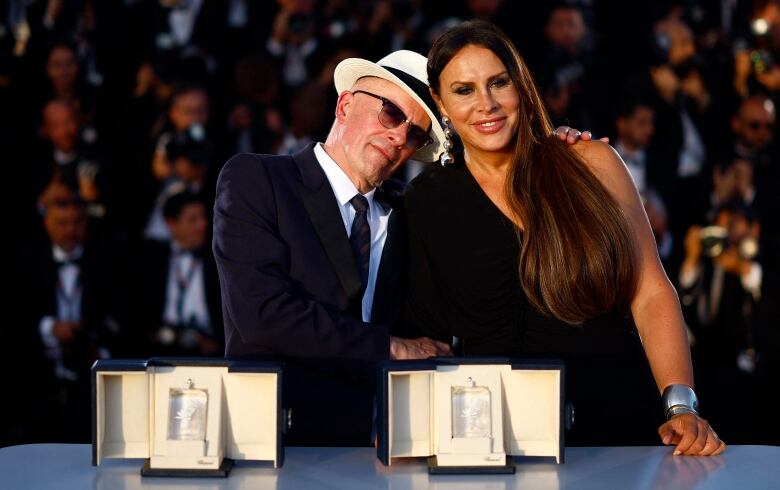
[351,90,433,151]
[747,121,774,131]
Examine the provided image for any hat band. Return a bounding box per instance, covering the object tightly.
[382,66,439,132]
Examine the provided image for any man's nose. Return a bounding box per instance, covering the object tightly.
[386,122,410,148]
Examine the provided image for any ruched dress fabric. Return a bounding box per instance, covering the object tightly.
[404,160,663,446]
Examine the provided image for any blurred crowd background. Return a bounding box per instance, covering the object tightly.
[2,0,779,448]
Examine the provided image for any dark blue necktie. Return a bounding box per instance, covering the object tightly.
[349,194,371,290]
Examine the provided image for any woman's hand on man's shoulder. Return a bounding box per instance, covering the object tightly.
[554,126,609,145]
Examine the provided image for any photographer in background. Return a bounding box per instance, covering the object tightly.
[144,123,213,241]
[733,1,780,97]
[709,157,755,220]
[679,199,762,443]
[30,99,111,237]
[612,97,675,271]
[266,5,321,91]
[539,1,604,132]
[130,190,223,358]
[628,15,721,249]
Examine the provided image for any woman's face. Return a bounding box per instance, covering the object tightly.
[435,44,520,156]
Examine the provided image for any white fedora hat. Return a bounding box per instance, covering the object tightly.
[334,50,445,163]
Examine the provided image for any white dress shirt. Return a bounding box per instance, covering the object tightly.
[39,244,84,381]
[169,0,203,47]
[313,143,391,322]
[678,109,706,178]
[614,140,647,195]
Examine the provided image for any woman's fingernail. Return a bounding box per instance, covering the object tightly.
[673,450,681,456]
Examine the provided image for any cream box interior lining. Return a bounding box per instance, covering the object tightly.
[386,364,561,464]
[94,366,279,468]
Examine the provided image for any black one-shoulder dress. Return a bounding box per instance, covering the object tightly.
[404,160,662,445]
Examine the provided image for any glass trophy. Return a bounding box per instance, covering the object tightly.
[168,378,208,441]
[451,377,491,438]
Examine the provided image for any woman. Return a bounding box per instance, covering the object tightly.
[404,20,725,455]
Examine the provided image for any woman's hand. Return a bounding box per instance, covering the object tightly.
[554,126,609,144]
[658,412,726,456]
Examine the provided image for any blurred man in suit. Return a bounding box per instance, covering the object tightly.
[25,196,121,442]
[131,190,223,357]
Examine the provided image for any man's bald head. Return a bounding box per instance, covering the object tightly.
[732,95,776,152]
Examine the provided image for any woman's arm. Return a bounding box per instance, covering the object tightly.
[572,140,725,456]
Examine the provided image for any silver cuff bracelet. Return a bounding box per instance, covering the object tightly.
[662,384,699,420]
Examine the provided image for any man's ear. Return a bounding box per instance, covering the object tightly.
[730,115,740,134]
[616,116,626,134]
[335,90,353,123]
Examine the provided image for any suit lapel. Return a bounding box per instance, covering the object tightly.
[294,145,363,304]
[371,184,406,325]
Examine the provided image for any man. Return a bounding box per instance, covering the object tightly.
[213,50,451,446]
[679,201,763,442]
[613,98,674,270]
[144,125,214,241]
[614,99,655,195]
[634,17,718,244]
[132,190,223,357]
[723,95,777,221]
[31,100,106,225]
[25,197,121,442]
[540,2,603,131]
[730,95,775,164]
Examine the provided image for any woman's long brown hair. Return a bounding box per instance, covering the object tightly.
[427,20,637,325]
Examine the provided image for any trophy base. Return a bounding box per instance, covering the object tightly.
[427,456,515,475]
[141,458,234,478]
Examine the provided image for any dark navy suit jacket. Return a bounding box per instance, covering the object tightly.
[213,145,408,445]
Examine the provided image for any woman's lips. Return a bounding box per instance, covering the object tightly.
[472,117,506,135]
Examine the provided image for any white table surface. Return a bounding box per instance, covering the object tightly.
[1,444,778,490]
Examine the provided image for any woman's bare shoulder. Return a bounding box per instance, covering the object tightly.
[569,140,639,203]
[569,140,624,173]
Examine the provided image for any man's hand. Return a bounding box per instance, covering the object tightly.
[134,62,156,98]
[650,65,680,103]
[680,71,711,111]
[683,225,702,264]
[53,321,81,343]
[716,248,752,276]
[44,0,64,26]
[196,333,222,356]
[151,150,173,181]
[77,161,100,202]
[271,10,291,43]
[390,336,452,360]
[732,159,754,198]
[554,126,609,144]
[713,164,738,204]
[658,412,726,456]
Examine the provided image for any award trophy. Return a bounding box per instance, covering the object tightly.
[451,377,491,439]
[168,379,208,441]
[432,368,508,472]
